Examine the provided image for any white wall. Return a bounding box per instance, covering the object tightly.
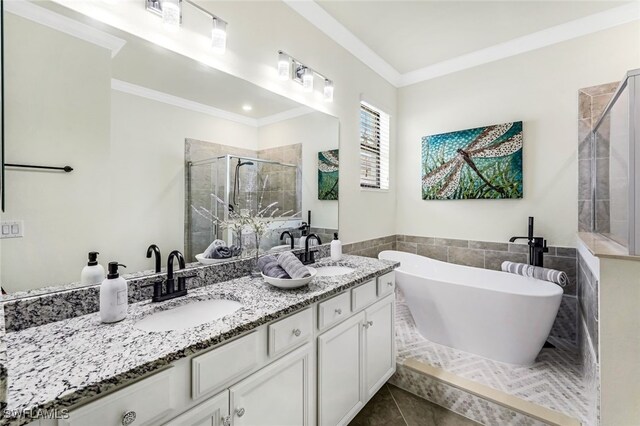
[1,14,112,291]
[396,22,640,247]
[258,112,339,230]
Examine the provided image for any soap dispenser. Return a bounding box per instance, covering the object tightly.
[81,251,105,285]
[100,262,128,324]
[331,233,342,261]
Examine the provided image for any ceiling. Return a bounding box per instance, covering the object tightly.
[316,1,630,74]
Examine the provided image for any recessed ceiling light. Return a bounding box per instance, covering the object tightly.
[242,105,252,111]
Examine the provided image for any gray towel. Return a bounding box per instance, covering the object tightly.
[206,246,232,259]
[501,261,568,287]
[204,240,227,258]
[277,251,311,279]
[257,255,290,279]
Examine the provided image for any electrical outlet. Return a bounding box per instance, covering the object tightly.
[0,221,24,239]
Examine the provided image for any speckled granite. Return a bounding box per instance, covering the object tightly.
[2,255,397,426]
[0,299,7,412]
[3,245,331,332]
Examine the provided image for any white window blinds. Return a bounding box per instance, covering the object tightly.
[360,101,390,190]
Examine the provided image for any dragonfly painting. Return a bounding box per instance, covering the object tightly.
[422,121,523,200]
[318,149,339,200]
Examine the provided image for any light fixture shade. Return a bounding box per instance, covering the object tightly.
[323,80,334,102]
[278,52,290,80]
[302,68,314,92]
[161,0,181,28]
[211,18,227,54]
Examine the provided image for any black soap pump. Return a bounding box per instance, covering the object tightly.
[81,251,105,285]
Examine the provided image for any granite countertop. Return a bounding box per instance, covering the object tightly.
[2,255,398,425]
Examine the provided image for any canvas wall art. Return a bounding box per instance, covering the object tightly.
[318,149,339,200]
[421,121,523,200]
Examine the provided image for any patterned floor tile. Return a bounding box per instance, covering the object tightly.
[395,299,588,424]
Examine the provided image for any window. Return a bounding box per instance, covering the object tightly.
[360,101,389,190]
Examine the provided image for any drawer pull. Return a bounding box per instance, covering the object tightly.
[236,407,246,417]
[335,308,342,315]
[363,320,374,329]
[387,281,393,287]
[292,328,302,337]
[122,410,137,426]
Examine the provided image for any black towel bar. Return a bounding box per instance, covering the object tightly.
[5,163,73,172]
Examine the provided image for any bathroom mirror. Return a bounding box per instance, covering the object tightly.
[0,1,339,295]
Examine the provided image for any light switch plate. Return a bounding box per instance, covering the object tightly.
[0,221,24,239]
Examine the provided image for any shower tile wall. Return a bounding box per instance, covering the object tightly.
[185,139,257,258]
[256,144,302,217]
[578,83,619,232]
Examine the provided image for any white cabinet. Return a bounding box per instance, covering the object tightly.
[317,294,396,426]
[164,391,229,426]
[317,312,365,426]
[230,344,312,426]
[364,295,395,399]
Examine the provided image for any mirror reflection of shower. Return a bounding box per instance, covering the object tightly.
[187,154,302,261]
[231,159,255,212]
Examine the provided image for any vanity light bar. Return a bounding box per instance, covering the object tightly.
[146,0,228,54]
[277,51,334,102]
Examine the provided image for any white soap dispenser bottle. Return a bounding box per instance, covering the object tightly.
[100,262,128,324]
[331,232,342,261]
[81,251,105,286]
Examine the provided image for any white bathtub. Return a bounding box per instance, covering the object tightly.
[379,250,563,365]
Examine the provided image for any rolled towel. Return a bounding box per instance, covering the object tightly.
[230,245,242,257]
[257,255,290,279]
[203,240,228,258]
[207,246,232,259]
[277,251,311,279]
[501,261,568,287]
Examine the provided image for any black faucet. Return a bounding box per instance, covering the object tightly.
[296,234,322,265]
[143,250,193,302]
[509,217,549,267]
[280,230,295,249]
[146,244,162,273]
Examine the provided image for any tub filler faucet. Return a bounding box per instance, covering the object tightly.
[509,217,549,267]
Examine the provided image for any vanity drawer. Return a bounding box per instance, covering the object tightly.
[318,292,351,331]
[192,331,261,400]
[377,272,395,297]
[60,368,174,426]
[352,280,377,311]
[268,308,313,358]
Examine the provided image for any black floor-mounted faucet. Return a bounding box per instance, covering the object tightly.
[509,217,549,267]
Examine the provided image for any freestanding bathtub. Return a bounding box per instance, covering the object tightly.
[379,250,563,365]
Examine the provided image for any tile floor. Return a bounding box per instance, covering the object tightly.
[349,384,481,426]
[395,298,588,423]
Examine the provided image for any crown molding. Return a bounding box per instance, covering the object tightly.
[282,0,402,86]
[284,1,640,88]
[4,0,126,58]
[398,2,640,87]
[111,79,314,128]
[257,106,315,127]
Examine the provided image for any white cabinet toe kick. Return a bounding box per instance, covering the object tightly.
[48,271,395,426]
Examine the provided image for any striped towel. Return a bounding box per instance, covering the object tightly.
[501,261,568,287]
[277,251,311,279]
[257,255,290,279]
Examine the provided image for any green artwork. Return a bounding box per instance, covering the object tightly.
[422,121,523,200]
[318,149,339,200]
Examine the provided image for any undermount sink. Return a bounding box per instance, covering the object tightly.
[314,266,356,277]
[134,299,242,332]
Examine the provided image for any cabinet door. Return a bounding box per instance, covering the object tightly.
[229,344,311,426]
[317,312,365,426]
[163,391,229,426]
[364,295,395,399]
